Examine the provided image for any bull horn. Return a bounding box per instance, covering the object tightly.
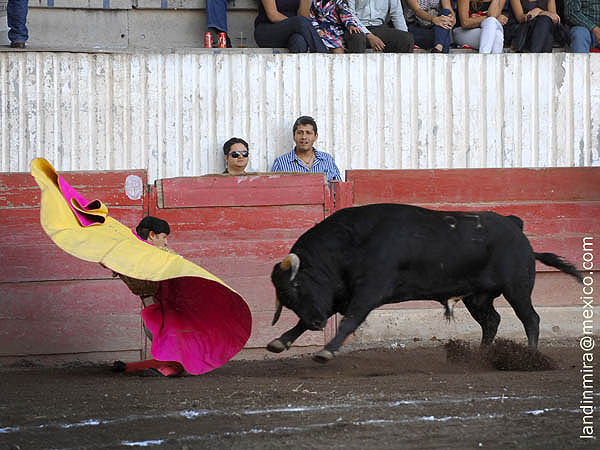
[280,253,300,281]
[272,298,283,326]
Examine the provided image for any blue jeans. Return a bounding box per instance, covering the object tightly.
[7,0,29,43]
[407,9,453,53]
[207,0,228,33]
[569,26,599,53]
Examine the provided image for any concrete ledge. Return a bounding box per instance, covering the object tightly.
[20,8,260,49]
[31,0,132,9]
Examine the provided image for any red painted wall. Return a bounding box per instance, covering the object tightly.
[0,171,148,362]
[0,171,336,364]
[149,173,336,349]
[1,168,598,364]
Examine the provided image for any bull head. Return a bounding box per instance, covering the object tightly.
[271,253,300,326]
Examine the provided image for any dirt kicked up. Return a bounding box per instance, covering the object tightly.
[0,339,596,450]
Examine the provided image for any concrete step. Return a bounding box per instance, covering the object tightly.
[2,0,260,49]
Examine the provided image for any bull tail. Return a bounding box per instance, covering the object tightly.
[535,252,583,283]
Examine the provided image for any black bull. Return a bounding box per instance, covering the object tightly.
[268,204,582,363]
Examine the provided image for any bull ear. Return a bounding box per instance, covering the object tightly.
[280,253,300,281]
[272,298,283,326]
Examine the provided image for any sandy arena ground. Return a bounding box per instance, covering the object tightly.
[1,340,597,450]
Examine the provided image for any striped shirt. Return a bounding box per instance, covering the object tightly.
[271,148,342,181]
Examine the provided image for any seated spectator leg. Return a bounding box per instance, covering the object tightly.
[408,24,435,50]
[435,9,453,53]
[493,25,504,53]
[528,15,553,52]
[255,16,328,53]
[479,17,503,53]
[370,25,414,53]
[344,29,367,53]
[453,27,482,50]
[207,0,231,46]
[285,15,328,53]
[7,0,29,45]
[288,33,309,53]
[569,26,592,53]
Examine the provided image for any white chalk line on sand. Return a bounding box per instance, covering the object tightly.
[0,393,590,441]
[80,409,580,449]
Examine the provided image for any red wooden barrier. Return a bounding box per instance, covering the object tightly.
[345,168,600,308]
[150,173,336,349]
[0,170,148,361]
[2,167,597,363]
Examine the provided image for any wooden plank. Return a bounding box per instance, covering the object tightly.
[0,173,42,208]
[347,168,600,205]
[0,350,142,366]
[0,207,146,244]
[334,201,600,239]
[160,173,328,208]
[371,270,592,310]
[215,276,275,312]
[1,244,110,282]
[530,236,595,271]
[0,207,152,283]
[1,279,141,317]
[0,170,147,209]
[332,181,353,211]
[530,271,594,306]
[0,280,142,355]
[0,317,141,355]
[149,204,324,234]
[248,311,326,348]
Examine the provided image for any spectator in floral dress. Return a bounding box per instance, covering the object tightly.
[310,0,364,52]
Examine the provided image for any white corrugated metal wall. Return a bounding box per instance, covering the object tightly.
[1,52,599,182]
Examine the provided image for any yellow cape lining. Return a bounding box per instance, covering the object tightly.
[31,157,236,290]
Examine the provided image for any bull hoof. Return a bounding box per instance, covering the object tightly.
[266,339,287,353]
[313,349,335,363]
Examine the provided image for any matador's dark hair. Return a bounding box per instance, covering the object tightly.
[136,216,170,240]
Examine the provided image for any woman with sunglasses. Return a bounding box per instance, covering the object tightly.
[223,137,250,175]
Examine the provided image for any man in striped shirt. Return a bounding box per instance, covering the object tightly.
[271,116,342,182]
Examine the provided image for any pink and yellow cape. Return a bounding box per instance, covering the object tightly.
[31,158,252,375]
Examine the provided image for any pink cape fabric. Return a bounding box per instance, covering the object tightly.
[52,172,252,375]
[58,176,106,226]
[142,277,252,374]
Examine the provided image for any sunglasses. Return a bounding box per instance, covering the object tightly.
[229,151,249,158]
